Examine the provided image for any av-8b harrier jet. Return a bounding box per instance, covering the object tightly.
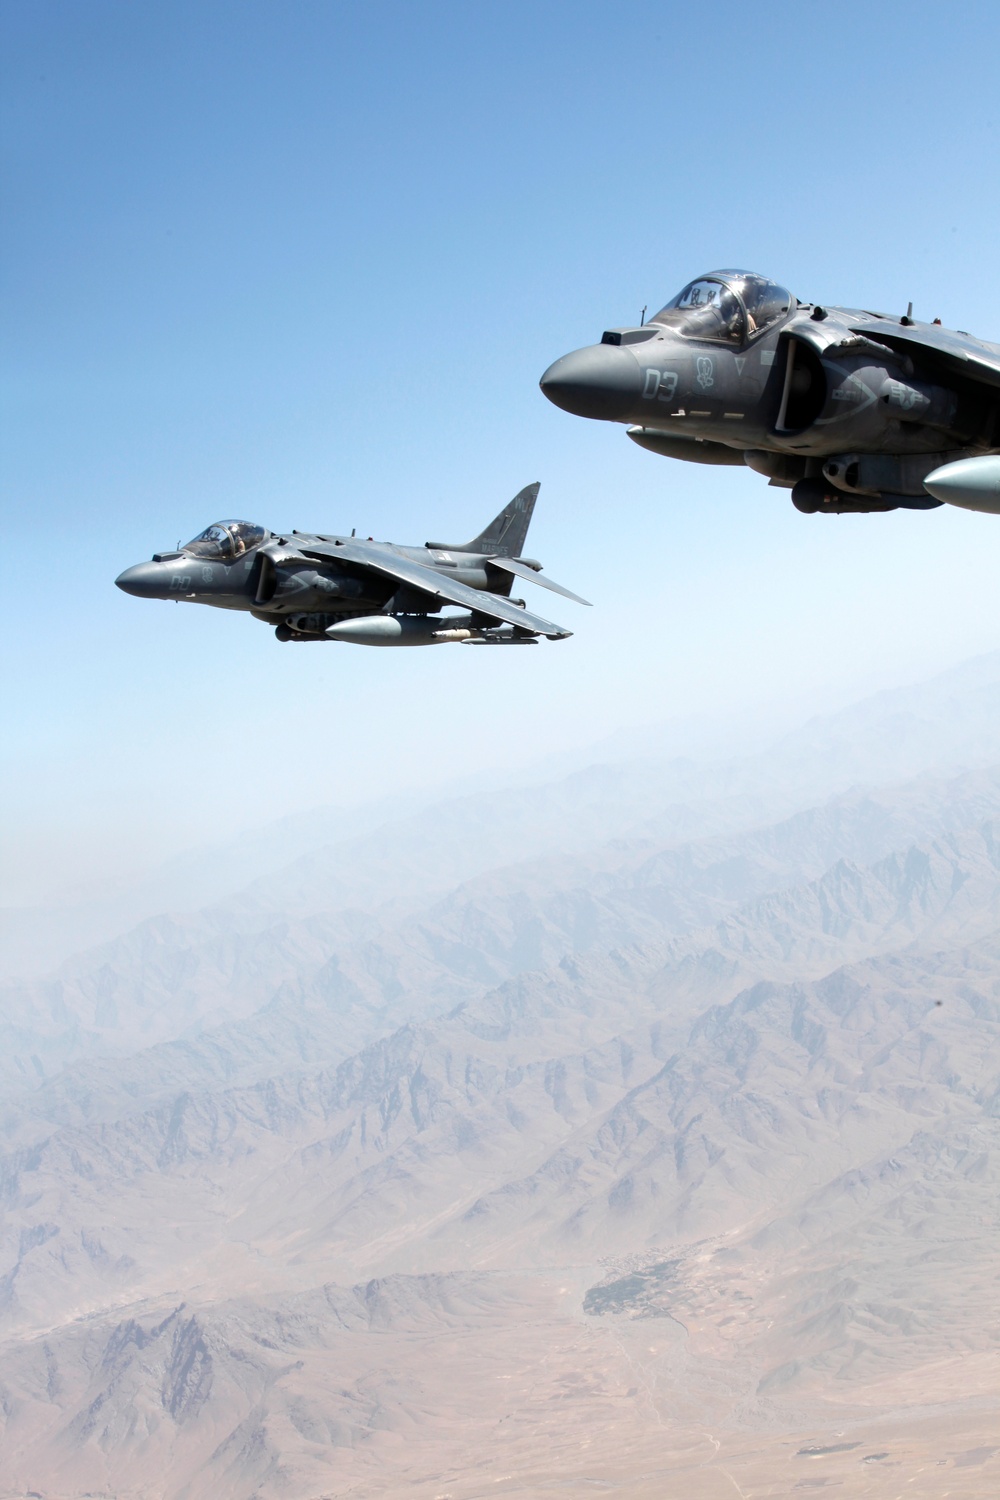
[115,484,589,646]
[541,269,1000,514]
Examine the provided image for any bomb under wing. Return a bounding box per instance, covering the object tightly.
[541,269,1000,517]
[115,484,589,647]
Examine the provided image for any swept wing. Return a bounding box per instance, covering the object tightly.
[487,555,591,606]
[850,320,1000,391]
[299,538,571,638]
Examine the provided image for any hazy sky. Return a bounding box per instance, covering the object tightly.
[6,0,1000,904]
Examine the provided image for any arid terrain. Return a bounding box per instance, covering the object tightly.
[2,656,1000,1497]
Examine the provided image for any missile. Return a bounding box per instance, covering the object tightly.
[324,614,476,646]
[923,455,1000,513]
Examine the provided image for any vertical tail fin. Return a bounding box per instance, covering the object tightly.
[428,483,539,557]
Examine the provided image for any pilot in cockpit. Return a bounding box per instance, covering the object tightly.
[182,520,269,560]
[650,272,793,346]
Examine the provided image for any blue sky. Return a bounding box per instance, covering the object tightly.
[5,0,1000,902]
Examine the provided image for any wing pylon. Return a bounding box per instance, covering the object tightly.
[299,538,572,638]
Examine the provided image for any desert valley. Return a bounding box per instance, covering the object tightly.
[0,655,998,1496]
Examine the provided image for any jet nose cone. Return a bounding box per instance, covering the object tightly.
[115,562,169,598]
[539,344,643,421]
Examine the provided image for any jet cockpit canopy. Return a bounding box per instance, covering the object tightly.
[650,271,794,345]
[183,520,269,560]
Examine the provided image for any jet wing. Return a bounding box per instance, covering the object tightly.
[849,321,1000,391]
[299,538,571,638]
[487,556,592,606]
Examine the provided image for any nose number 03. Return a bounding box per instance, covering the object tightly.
[642,369,679,402]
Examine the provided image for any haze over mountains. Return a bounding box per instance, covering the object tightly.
[2,655,1000,1497]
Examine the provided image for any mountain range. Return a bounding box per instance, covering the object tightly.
[2,654,1000,1497]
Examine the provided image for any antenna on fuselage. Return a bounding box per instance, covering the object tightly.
[640,305,647,326]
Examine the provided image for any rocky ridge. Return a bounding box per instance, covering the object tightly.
[3,658,1000,1495]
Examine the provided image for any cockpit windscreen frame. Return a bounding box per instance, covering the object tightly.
[650,271,794,347]
[182,520,269,561]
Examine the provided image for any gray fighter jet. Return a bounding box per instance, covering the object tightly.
[115,483,589,646]
[540,269,1000,515]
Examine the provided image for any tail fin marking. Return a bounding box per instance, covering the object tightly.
[426,482,539,558]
